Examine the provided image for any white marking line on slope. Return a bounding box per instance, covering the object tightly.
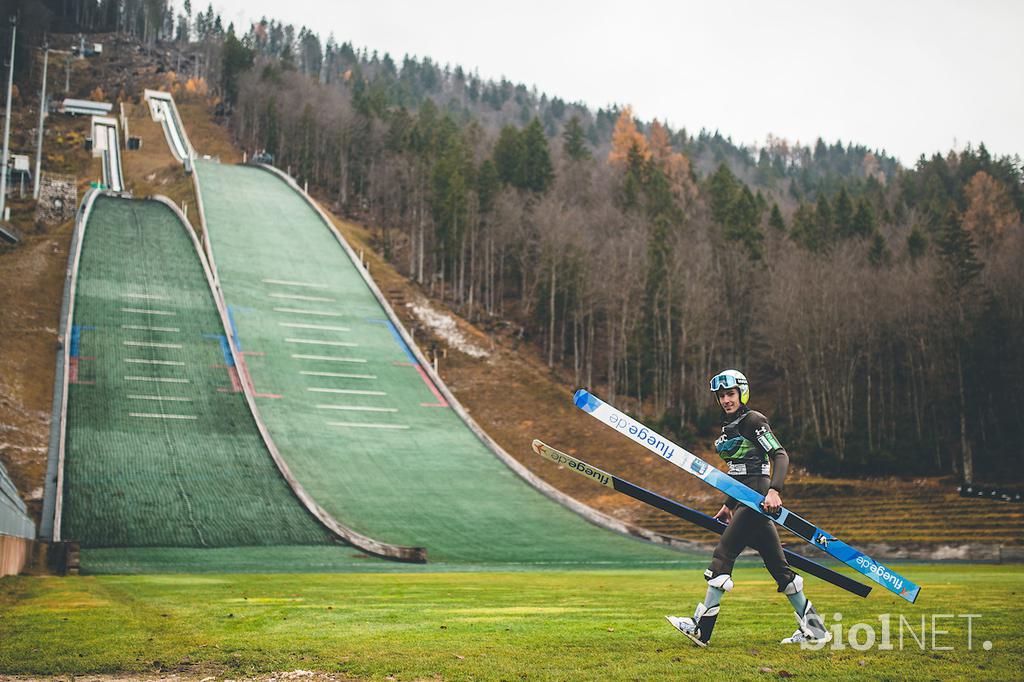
[300,371,377,379]
[124,358,186,366]
[273,307,343,318]
[326,421,409,430]
[125,376,190,383]
[123,341,182,349]
[127,395,194,402]
[262,279,329,289]
[292,354,367,363]
[121,307,177,316]
[123,293,167,300]
[269,293,335,303]
[122,325,180,332]
[128,412,197,420]
[285,338,358,348]
[315,404,398,413]
[279,322,350,332]
[307,388,386,396]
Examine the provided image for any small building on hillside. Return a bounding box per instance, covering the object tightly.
[59,99,112,116]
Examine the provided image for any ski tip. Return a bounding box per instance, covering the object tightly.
[531,439,545,454]
[573,388,599,412]
[903,585,922,604]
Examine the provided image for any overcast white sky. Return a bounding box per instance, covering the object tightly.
[196,0,1023,165]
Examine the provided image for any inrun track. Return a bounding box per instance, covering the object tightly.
[61,196,340,557]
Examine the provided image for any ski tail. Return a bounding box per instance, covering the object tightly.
[532,440,872,598]
[571,390,921,603]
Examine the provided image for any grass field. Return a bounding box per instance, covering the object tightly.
[1,563,1021,681]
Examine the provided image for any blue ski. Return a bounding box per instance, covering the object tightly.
[573,389,921,603]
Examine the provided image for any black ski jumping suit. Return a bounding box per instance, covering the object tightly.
[708,405,797,590]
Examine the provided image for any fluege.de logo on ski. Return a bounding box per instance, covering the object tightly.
[607,413,676,459]
[546,450,610,487]
[856,555,905,592]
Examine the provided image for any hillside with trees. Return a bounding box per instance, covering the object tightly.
[9,0,1024,484]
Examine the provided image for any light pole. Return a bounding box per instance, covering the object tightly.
[33,41,48,199]
[32,45,68,200]
[0,15,17,221]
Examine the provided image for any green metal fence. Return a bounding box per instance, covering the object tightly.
[0,460,34,540]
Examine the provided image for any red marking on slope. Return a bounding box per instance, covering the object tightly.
[69,357,96,384]
[395,361,448,408]
[235,355,281,398]
[228,366,243,392]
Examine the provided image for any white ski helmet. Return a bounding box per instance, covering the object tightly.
[709,369,749,405]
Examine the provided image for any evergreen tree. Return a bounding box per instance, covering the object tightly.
[815,192,833,237]
[431,145,469,260]
[708,163,739,226]
[221,26,255,108]
[707,164,762,258]
[769,202,786,231]
[938,210,982,291]
[519,118,554,193]
[562,116,591,161]
[493,126,524,186]
[814,138,828,162]
[790,202,828,252]
[731,186,764,259]
[851,199,876,237]
[619,143,646,211]
[868,231,891,268]
[263,97,279,156]
[476,159,500,215]
[834,186,854,237]
[907,227,927,261]
[298,102,316,179]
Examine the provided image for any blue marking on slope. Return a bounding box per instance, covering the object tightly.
[203,333,234,366]
[226,305,242,351]
[367,317,416,363]
[69,325,94,357]
[70,326,81,357]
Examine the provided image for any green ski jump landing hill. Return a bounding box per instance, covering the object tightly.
[58,194,393,571]
[195,160,692,569]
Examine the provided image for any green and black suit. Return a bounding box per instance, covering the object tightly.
[708,405,796,589]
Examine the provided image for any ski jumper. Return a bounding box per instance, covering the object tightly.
[709,406,796,590]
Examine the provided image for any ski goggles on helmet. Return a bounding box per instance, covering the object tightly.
[710,373,742,391]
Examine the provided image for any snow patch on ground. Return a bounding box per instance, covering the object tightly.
[0,442,47,454]
[407,302,490,359]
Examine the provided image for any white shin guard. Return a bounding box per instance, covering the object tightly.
[794,599,829,640]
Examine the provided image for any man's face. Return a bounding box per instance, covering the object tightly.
[717,387,741,415]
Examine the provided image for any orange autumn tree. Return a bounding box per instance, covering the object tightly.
[962,170,1021,246]
[648,119,697,205]
[608,106,649,165]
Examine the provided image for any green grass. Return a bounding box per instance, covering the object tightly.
[1,564,1021,680]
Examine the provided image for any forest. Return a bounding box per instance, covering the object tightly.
[9,1,1024,481]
